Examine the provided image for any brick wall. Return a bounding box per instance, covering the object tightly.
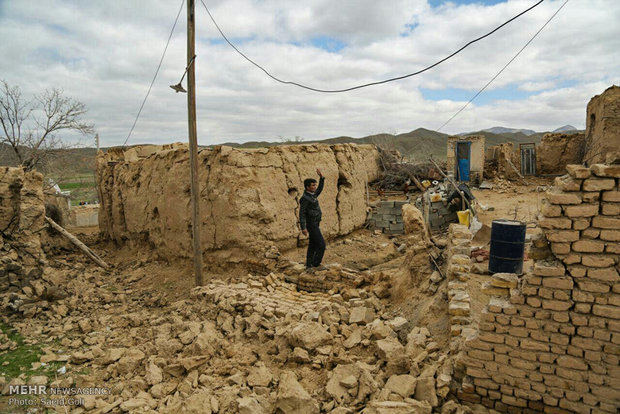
[458,163,620,413]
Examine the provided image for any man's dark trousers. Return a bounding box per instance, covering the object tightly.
[306,222,325,268]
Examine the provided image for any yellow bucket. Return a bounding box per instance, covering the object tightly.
[457,210,470,226]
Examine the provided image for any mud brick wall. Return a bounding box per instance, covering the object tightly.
[0,167,46,269]
[368,201,408,234]
[458,163,620,413]
[96,143,381,258]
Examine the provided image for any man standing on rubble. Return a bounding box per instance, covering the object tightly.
[300,169,326,270]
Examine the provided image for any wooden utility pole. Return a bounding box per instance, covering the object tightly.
[187,0,203,286]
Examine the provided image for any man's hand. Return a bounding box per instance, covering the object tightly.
[316,168,323,177]
[302,229,308,236]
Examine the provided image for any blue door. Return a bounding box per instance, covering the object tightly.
[456,142,471,181]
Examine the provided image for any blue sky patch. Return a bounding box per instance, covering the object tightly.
[421,83,533,105]
[429,0,508,7]
[311,36,346,53]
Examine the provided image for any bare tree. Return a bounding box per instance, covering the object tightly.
[278,135,304,144]
[0,80,94,171]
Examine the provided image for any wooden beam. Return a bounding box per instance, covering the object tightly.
[45,216,108,269]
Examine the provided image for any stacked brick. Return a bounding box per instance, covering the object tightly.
[446,224,475,341]
[368,200,408,234]
[458,163,620,413]
[415,196,459,231]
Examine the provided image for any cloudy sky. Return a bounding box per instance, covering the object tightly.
[1,0,618,147]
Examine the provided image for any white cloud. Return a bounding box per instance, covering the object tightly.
[0,0,618,146]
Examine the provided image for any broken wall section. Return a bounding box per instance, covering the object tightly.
[457,163,620,412]
[585,85,620,165]
[96,143,382,259]
[537,132,586,175]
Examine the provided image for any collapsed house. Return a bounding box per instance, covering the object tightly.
[96,143,382,258]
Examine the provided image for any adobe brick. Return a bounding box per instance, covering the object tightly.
[574,303,591,313]
[584,350,602,362]
[550,242,570,255]
[546,230,580,243]
[572,217,590,230]
[564,203,599,217]
[593,329,611,341]
[571,336,601,351]
[592,215,620,229]
[581,228,600,239]
[553,290,570,301]
[591,164,620,178]
[521,339,549,352]
[610,295,620,307]
[566,164,591,179]
[577,326,594,337]
[581,254,617,267]
[567,265,586,277]
[542,276,573,289]
[572,289,595,302]
[569,313,588,325]
[538,287,554,299]
[560,254,581,265]
[542,299,572,311]
[592,305,620,319]
[556,355,588,370]
[541,202,562,217]
[479,332,505,344]
[583,177,616,191]
[572,239,605,253]
[546,190,582,205]
[602,189,620,202]
[539,217,572,229]
[582,191,600,203]
[552,312,570,323]
[607,242,620,254]
[577,280,610,293]
[554,175,582,191]
[588,266,620,282]
[602,202,620,215]
[533,262,566,277]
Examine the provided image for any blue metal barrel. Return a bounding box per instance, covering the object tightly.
[489,219,526,274]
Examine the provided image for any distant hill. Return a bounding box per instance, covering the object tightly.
[552,125,578,133]
[0,125,585,177]
[459,126,537,136]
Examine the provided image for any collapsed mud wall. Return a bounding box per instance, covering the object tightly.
[585,85,620,165]
[458,163,620,412]
[537,132,586,175]
[485,143,522,180]
[0,167,46,268]
[96,143,382,258]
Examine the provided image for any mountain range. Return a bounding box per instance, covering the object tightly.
[0,126,584,173]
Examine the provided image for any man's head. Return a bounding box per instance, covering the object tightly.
[304,178,317,192]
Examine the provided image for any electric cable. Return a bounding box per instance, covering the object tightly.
[436,0,569,132]
[123,0,185,147]
[199,0,545,93]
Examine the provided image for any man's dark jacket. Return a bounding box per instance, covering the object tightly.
[299,177,325,230]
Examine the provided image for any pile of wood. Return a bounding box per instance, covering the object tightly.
[371,146,443,191]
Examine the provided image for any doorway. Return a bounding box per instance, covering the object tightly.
[455,141,471,181]
[520,143,536,176]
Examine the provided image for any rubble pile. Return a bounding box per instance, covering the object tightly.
[1,250,480,413]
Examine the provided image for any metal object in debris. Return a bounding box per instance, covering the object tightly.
[489,219,526,275]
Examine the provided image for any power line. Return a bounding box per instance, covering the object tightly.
[199,0,545,93]
[436,0,569,132]
[122,0,185,147]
